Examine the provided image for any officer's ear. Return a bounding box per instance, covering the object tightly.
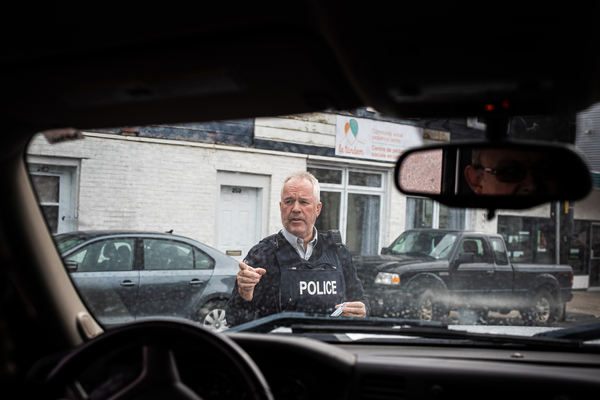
[316,202,322,216]
[465,165,484,195]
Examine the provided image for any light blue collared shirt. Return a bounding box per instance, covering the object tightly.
[281,227,318,260]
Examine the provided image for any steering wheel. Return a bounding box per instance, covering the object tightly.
[47,319,273,400]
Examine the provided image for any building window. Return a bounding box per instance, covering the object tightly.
[30,174,61,233]
[405,197,467,230]
[308,166,385,256]
[497,216,555,264]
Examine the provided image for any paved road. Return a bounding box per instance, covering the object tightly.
[558,289,600,327]
[445,290,600,327]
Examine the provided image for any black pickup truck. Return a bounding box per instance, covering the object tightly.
[354,229,573,325]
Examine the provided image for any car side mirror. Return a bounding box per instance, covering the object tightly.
[381,247,390,255]
[65,260,78,272]
[394,140,591,211]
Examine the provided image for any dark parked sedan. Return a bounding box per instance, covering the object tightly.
[55,231,238,331]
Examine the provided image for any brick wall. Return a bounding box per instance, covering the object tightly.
[28,132,308,247]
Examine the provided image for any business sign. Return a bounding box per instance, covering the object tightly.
[335,115,423,162]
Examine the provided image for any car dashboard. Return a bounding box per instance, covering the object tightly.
[69,330,600,400]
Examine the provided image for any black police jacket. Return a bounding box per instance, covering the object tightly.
[225,230,370,327]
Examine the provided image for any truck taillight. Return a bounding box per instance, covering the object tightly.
[570,272,574,287]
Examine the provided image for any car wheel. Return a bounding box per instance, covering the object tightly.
[522,289,557,325]
[415,290,447,322]
[198,300,229,332]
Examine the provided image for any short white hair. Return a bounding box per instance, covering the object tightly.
[281,171,320,203]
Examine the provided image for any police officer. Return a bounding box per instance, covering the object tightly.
[226,171,369,327]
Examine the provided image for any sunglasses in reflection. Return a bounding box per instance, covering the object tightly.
[473,163,559,183]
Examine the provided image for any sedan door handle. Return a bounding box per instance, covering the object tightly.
[190,279,204,285]
[120,280,136,287]
[487,270,495,274]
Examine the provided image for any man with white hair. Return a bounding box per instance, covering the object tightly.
[226,171,369,326]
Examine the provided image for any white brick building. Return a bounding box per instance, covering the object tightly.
[25,111,600,288]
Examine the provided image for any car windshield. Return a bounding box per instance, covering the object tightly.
[388,231,458,259]
[25,105,600,346]
[55,233,87,253]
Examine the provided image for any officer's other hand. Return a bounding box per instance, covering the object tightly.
[336,301,367,318]
[237,261,266,301]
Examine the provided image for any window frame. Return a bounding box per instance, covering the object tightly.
[66,237,136,272]
[489,237,510,265]
[308,164,387,254]
[406,196,472,230]
[142,238,215,271]
[456,236,492,264]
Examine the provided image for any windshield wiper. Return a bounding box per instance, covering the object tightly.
[533,321,600,341]
[227,312,446,334]
[227,313,592,350]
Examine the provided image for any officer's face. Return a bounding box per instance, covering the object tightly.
[464,149,559,196]
[280,178,322,241]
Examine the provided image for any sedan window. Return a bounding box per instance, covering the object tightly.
[144,239,194,270]
[195,248,215,270]
[457,238,489,263]
[66,239,135,271]
[56,235,86,253]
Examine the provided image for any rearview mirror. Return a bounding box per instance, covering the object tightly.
[394,141,591,210]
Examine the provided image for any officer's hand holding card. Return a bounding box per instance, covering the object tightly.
[332,301,367,318]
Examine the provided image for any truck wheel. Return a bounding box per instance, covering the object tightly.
[457,309,487,325]
[522,290,557,325]
[197,300,229,332]
[415,290,447,322]
[474,309,489,324]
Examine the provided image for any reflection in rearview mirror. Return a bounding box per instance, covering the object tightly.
[464,148,562,197]
[394,141,592,210]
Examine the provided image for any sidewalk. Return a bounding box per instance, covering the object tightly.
[567,290,600,318]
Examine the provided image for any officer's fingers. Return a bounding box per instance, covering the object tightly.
[341,302,366,317]
[239,268,260,278]
[238,281,258,290]
[341,309,363,317]
[238,273,261,284]
[238,274,260,286]
[255,268,267,275]
[238,261,249,270]
[344,301,364,308]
